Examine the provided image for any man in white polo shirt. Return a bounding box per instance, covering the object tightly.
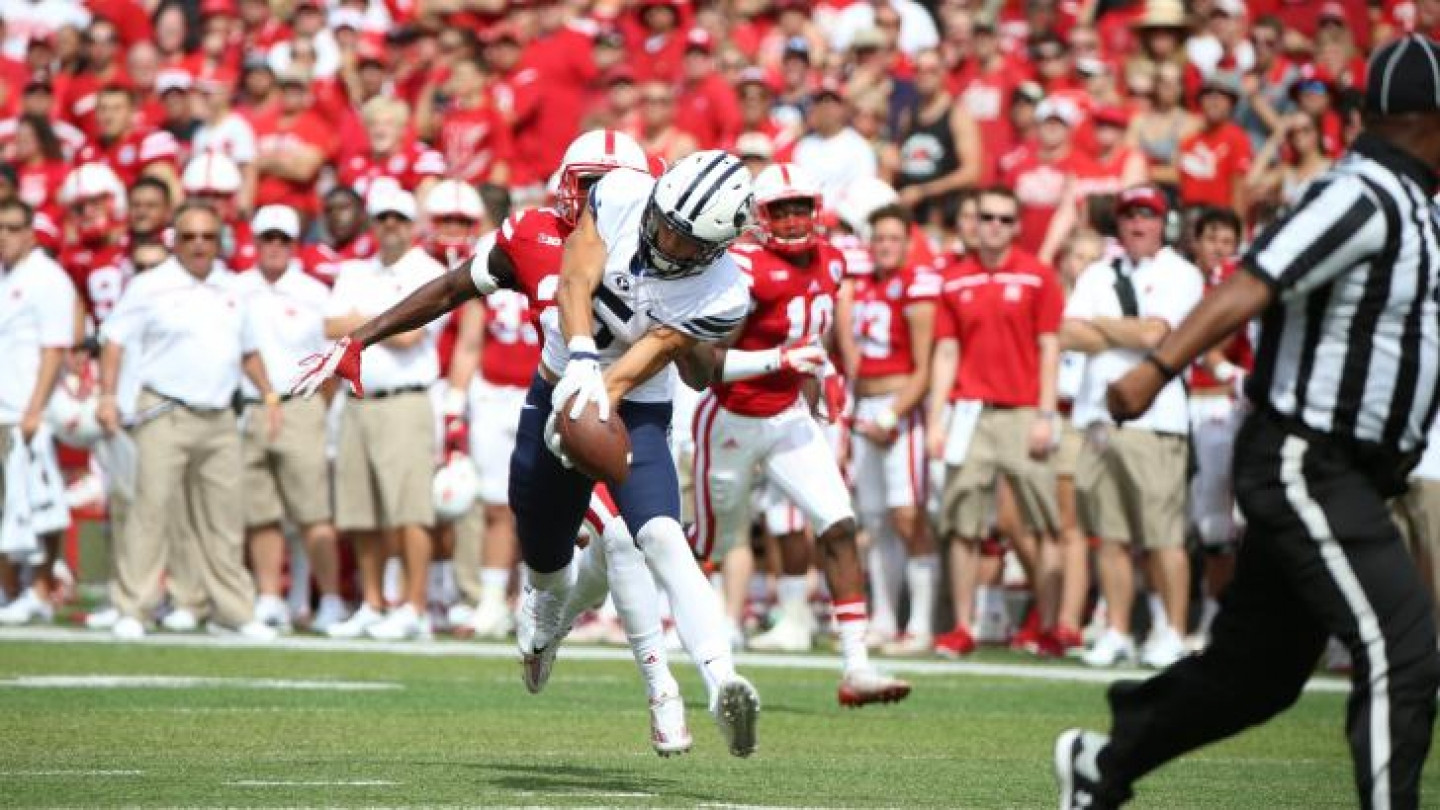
[0,199,78,626]
[234,205,345,634]
[1060,186,1203,670]
[323,184,446,641]
[97,201,284,640]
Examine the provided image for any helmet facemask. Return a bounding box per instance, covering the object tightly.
[758,195,819,256]
[640,197,728,279]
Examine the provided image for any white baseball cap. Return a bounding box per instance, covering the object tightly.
[1036,97,1081,127]
[252,205,300,239]
[156,69,194,94]
[366,183,417,221]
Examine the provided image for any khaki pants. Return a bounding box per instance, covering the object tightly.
[1076,425,1188,548]
[1392,478,1440,626]
[940,407,1059,538]
[111,391,254,626]
[335,392,436,531]
[450,500,485,604]
[242,397,332,528]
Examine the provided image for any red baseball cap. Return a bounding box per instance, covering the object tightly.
[685,28,713,54]
[200,0,237,17]
[1093,105,1131,128]
[1116,186,1168,217]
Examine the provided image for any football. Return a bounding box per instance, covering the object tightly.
[556,395,632,486]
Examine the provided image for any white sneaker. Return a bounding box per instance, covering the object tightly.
[112,616,146,640]
[468,595,515,640]
[446,602,476,629]
[160,608,200,633]
[326,603,385,639]
[254,595,292,633]
[85,606,120,630]
[309,597,348,635]
[207,619,279,641]
[879,633,934,657]
[0,588,53,625]
[516,585,567,693]
[712,675,761,758]
[748,612,813,653]
[1140,627,1186,669]
[1082,629,1137,668]
[366,604,432,641]
[649,690,692,757]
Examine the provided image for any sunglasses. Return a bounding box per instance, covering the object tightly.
[375,212,410,223]
[177,231,220,242]
[979,212,1017,225]
[259,232,294,243]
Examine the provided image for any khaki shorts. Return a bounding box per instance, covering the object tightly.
[242,396,332,528]
[940,407,1059,539]
[1053,418,1083,478]
[335,391,436,531]
[1393,479,1440,601]
[1076,425,1188,548]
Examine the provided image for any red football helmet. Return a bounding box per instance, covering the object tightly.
[753,163,822,256]
[556,129,650,226]
[59,163,126,245]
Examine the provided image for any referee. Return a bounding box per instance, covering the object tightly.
[1055,35,1440,810]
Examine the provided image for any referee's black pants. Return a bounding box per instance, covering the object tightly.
[1095,409,1440,810]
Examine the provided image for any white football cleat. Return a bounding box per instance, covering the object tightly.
[516,585,567,694]
[111,616,147,640]
[712,676,761,758]
[649,690,693,757]
[0,588,53,626]
[837,667,912,707]
[1055,728,1117,810]
[326,603,385,639]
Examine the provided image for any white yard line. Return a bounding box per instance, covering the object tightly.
[0,626,1353,694]
[1,769,144,777]
[0,674,401,691]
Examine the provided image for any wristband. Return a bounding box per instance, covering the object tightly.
[1144,352,1180,381]
[874,408,898,432]
[442,387,468,416]
[567,336,598,356]
[719,347,782,383]
[262,392,281,406]
[1211,361,1241,383]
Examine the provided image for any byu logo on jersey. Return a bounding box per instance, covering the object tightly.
[609,273,633,292]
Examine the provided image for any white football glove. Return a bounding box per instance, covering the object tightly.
[291,336,364,398]
[543,412,575,469]
[551,337,610,421]
[779,341,829,375]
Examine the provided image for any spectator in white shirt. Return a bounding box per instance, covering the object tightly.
[192,73,259,214]
[96,201,284,640]
[234,205,345,633]
[0,199,79,625]
[793,83,880,209]
[322,186,446,641]
[828,0,939,57]
[1059,186,1203,671]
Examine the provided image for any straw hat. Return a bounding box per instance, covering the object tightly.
[1132,0,1187,30]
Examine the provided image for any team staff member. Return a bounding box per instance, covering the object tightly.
[850,204,940,655]
[1060,186,1203,671]
[927,187,1064,657]
[0,200,78,626]
[234,205,344,634]
[97,201,282,641]
[322,186,447,642]
[1057,35,1440,810]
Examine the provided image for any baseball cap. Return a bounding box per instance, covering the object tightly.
[366,184,417,220]
[328,7,366,31]
[782,36,811,62]
[1366,34,1440,116]
[685,28,713,54]
[812,78,846,103]
[276,65,312,87]
[1210,0,1246,17]
[1319,2,1347,21]
[1116,185,1168,217]
[851,27,886,51]
[252,205,300,240]
[1036,97,1080,126]
[1198,72,1242,101]
[1093,105,1131,128]
[736,131,775,160]
[156,69,194,94]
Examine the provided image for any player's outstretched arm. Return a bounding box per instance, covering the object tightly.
[557,205,607,344]
[604,327,698,403]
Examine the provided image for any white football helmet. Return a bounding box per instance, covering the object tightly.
[433,452,480,522]
[182,152,243,195]
[641,149,754,279]
[424,179,485,221]
[423,179,486,260]
[557,128,650,224]
[59,163,127,243]
[47,383,102,449]
[752,163,822,255]
[834,175,899,240]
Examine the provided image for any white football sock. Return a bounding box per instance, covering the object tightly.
[562,541,610,629]
[905,553,939,638]
[865,514,903,637]
[382,557,403,606]
[834,597,871,674]
[480,567,510,598]
[1148,592,1172,636]
[600,521,676,697]
[776,574,808,614]
[638,516,735,705]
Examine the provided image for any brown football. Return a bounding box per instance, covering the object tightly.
[556,395,632,486]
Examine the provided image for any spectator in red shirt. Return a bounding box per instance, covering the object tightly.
[1002,96,1096,256]
[62,19,129,139]
[735,68,800,159]
[252,68,335,221]
[0,75,86,159]
[9,115,68,218]
[948,14,1029,185]
[126,41,166,129]
[431,57,513,187]
[76,85,182,194]
[627,0,689,84]
[1175,74,1252,215]
[636,79,699,165]
[298,185,376,284]
[235,59,280,123]
[676,29,744,150]
[337,96,446,200]
[507,0,601,195]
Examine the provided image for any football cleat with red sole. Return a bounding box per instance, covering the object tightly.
[837,668,912,707]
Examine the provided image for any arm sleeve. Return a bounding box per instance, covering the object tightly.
[1242,175,1387,297]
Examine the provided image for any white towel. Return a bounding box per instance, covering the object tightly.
[26,426,70,536]
[93,431,138,502]
[0,428,37,558]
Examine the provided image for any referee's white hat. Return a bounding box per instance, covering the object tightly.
[1367,34,1440,116]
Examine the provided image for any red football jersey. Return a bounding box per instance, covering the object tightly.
[439,104,515,186]
[933,249,1064,407]
[494,207,571,313]
[60,241,128,323]
[298,233,379,286]
[851,263,942,379]
[225,219,257,272]
[713,242,846,417]
[480,289,543,388]
[1190,258,1255,390]
[75,128,180,188]
[1003,147,1097,256]
[336,140,448,198]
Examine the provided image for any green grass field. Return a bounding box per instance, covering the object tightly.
[0,634,1429,808]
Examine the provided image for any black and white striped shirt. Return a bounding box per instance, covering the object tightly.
[1244,133,1440,455]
